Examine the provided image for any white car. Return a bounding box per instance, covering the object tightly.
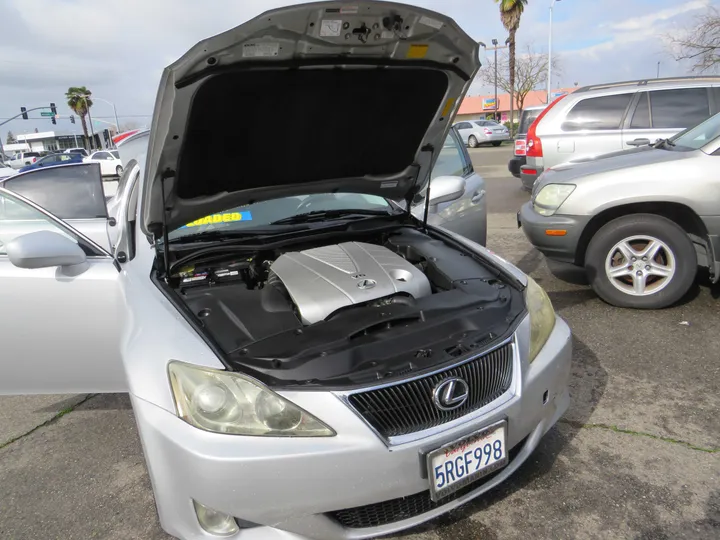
[83,150,123,177]
[0,161,18,179]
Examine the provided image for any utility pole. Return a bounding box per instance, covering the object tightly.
[479,40,508,123]
[548,0,562,103]
[657,61,661,78]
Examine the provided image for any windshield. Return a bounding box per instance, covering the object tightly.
[169,192,393,239]
[670,112,720,151]
[111,150,119,159]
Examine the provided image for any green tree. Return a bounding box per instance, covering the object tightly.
[495,0,528,130]
[65,86,94,145]
[6,130,16,144]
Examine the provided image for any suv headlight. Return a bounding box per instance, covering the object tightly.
[533,184,575,216]
[525,277,556,362]
[168,362,335,437]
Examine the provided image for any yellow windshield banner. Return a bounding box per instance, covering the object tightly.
[182,211,252,228]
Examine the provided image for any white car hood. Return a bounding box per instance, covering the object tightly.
[140,1,480,235]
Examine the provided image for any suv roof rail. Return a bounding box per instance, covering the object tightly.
[575,76,720,93]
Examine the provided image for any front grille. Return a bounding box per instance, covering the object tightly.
[330,438,525,529]
[348,342,513,438]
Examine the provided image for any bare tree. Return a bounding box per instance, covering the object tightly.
[478,45,562,113]
[667,6,719,73]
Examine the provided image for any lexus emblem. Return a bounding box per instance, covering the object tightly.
[356,279,377,290]
[433,377,469,411]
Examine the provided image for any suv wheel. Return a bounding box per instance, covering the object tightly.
[585,214,696,309]
[492,141,502,147]
[116,165,123,176]
[468,135,478,148]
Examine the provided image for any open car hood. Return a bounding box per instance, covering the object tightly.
[141,1,480,235]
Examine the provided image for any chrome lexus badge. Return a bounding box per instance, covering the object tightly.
[433,377,470,411]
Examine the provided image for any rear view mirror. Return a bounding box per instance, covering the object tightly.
[428,176,466,206]
[6,230,87,269]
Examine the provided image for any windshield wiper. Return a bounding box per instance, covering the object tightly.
[653,138,676,149]
[271,208,398,225]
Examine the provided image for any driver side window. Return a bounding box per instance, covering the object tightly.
[0,191,79,256]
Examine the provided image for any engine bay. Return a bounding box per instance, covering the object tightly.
[169,226,525,388]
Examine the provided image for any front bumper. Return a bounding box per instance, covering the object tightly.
[518,202,588,264]
[132,316,572,540]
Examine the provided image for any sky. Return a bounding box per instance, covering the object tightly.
[0,0,716,143]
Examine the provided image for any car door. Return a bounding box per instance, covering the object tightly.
[1,163,112,250]
[412,128,487,245]
[37,155,58,168]
[0,187,125,394]
[622,87,712,147]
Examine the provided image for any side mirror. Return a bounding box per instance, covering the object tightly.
[6,230,87,269]
[428,176,466,206]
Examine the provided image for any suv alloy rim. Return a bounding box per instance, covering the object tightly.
[604,235,676,296]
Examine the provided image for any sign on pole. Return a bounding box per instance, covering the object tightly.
[40,111,54,117]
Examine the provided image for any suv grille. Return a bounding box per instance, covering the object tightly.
[347,342,513,438]
[330,438,525,529]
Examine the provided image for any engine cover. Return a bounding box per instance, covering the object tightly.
[269,241,431,325]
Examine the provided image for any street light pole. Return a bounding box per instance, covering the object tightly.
[480,40,507,123]
[91,96,120,137]
[548,0,562,104]
[657,61,661,78]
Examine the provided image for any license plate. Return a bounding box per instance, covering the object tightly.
[425,421,508,501]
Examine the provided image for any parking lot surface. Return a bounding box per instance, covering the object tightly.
[1,145,718,540]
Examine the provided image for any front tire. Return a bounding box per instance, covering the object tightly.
[585,214,697,309]
[468,136,478,148]
[116,165,123,176]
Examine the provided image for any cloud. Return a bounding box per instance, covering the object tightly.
[610,0,709,32]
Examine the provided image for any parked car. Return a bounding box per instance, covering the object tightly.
[6,151,41,169]
[18,152,84,173]
[0,3,571,540]
[519,111,720,309]
[0,162,17,179]
[508,105,546,181]
[83,150,123,177]
[454,119,511,147]
[521,76,720,191]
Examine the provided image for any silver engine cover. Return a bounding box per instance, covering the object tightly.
[269,241,431,325]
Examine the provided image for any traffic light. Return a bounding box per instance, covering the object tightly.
[50,102,57,125]
[20,107,28,120]
[69,115,75,124]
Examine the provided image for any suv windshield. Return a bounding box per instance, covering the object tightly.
[169,193,393,239]
[670,112,720,151]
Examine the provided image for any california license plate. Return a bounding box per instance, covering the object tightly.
[426,420,508,501]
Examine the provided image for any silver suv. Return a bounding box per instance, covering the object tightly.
[519,112,720,309]
[520,77,720,190]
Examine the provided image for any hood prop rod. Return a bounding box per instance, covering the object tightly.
[419,143,435,233]
[158,171,173,280]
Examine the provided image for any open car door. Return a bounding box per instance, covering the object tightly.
[0,187,125,394]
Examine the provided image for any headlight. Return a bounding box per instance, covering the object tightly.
[168,362,335,437]
[525,277,556,363]
[533,184,575,216]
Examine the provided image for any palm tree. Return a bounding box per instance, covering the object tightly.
[65,86,93,146]
[495,0,528,134]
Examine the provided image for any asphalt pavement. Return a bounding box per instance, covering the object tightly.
[1,145,718,540]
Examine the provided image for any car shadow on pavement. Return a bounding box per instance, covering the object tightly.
[396,335,608,540]
[635,489,720,540]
